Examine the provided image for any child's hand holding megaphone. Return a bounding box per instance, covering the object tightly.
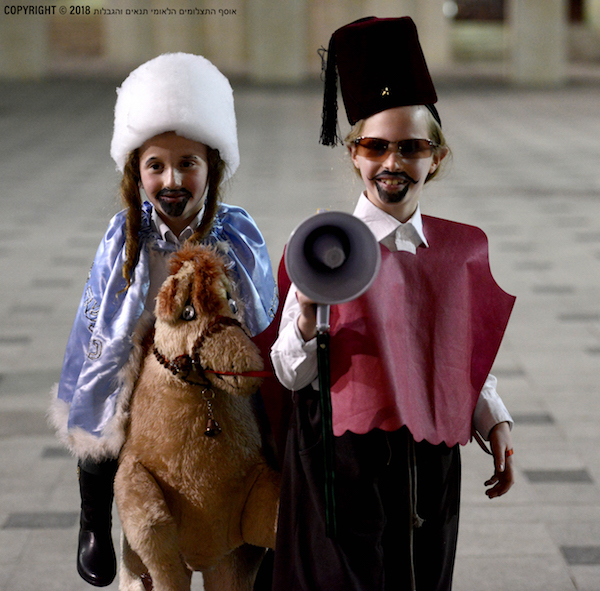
[295,290,318,341]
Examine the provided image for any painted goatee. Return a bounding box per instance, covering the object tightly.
[372,171,419,204]
[156,189,192,217]
[376,182,411,204]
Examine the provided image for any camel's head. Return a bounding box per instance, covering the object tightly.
[153,243,264,396]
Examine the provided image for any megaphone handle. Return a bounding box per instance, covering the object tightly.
[316,303,330,333]
[316,325,337,539]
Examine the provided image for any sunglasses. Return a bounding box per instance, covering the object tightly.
[353,137,436,161]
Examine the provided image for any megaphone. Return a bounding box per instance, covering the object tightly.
[285,210,381,306]
[284,210,381,539]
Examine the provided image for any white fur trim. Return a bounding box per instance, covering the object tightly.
[47,314,155,462]
[110,52,239,181]
[47,390,120,461]
[47,386,72,451]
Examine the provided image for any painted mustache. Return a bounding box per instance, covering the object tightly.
[157,188,193,199]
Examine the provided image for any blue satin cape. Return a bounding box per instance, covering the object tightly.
[56,201,277,448]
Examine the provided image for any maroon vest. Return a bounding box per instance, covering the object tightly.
[329,215,515,446]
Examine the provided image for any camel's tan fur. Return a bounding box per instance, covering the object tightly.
[115,244,280,591]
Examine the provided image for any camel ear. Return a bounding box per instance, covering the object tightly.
[155,262,194,322]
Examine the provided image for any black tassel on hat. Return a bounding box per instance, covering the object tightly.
[319,16,441,147]
[319,36,341,147]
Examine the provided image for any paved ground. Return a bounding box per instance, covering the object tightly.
[0,65,600,590]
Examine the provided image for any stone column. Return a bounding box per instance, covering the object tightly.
[103,0,154,74]
[308,0,363,77]
[413,0,452,69]
[145,0,212,57]
[102,0,248,79]
[364,0,452,69]
[246,0,309,83]
[364,0,415,17]
[586,0,600,30]
[508,0,568,86]
[201,0,246,77]
[0,11,49,78]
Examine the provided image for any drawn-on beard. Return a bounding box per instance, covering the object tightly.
[376,182,410,204]
[156,189,192,217]
[372,171,419,204]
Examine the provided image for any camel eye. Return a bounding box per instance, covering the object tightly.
[181,304,196,321]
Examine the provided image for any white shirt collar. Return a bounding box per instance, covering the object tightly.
[352,192,428,253]
[151,204,205,245]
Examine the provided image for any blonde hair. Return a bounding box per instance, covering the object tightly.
[119,148,225,289]
[344,105,451,182]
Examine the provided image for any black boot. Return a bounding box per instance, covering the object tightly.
[77,458,118,587]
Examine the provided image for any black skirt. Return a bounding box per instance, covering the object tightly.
[271,386,461,591]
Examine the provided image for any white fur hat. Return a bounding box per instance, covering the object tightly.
[110,52,239,181]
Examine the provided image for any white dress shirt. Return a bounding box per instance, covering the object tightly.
[144,206,205,315]
[270,193,513,440]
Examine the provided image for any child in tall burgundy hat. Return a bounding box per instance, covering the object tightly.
[270,17,515,591]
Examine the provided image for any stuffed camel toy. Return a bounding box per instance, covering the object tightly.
[115,243,280,591]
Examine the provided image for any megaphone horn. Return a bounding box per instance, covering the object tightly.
[285,210,381,306]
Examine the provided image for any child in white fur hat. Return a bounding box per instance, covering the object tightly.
[50,53,278,587]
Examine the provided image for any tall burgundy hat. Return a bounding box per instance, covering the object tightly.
[320,16,440,146]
